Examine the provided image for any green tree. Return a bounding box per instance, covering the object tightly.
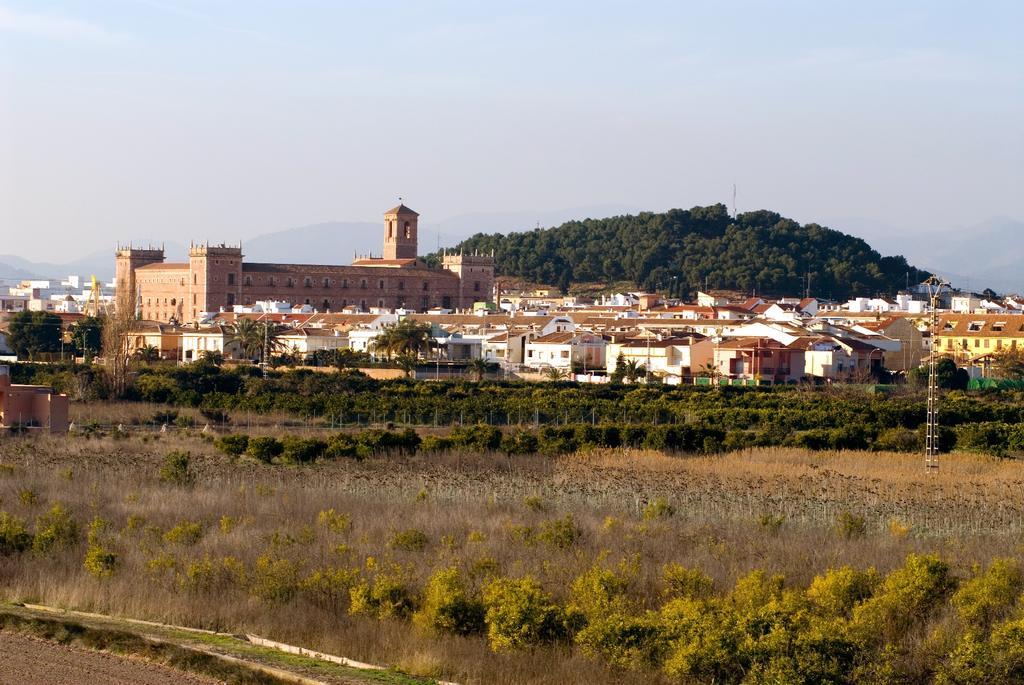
[467,358,494,382]
[371,319,433,359]
[70,316,104,358]
[543,367,569,381]
[395,354,418,378]
[227,318,263,359]
[992,348,1024,380]
[7,311,63,361]
[133,344,160,363]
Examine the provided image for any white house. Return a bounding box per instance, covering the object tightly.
[525,332,606,371]
[277,328,349,357]
[801,335,887,379]
[180,326,242,362]
[606,335,702,380]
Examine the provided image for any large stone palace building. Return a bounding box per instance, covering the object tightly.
[116,205,495,323]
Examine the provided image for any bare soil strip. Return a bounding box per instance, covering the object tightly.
[0,605,433,685]
[0,631,221,685]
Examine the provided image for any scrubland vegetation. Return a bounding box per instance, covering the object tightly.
[2,430,1024,684]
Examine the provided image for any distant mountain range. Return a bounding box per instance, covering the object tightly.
[2,208,1019,296]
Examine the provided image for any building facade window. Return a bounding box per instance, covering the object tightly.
[227,273,235,286]
[304,277,312,288]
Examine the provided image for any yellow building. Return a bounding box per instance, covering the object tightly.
[933,314,1024,362]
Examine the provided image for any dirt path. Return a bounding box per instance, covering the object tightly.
[0,631,223,685]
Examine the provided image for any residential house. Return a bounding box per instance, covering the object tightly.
[277,328,349,358]
[848,316,923,372]
[180,326,242,362]
[606,334,704,382]
[525,332,606,371]
[126,322,183,360]
[705,337,805,385]
[933,314,1024,364]
[799,335,886,380]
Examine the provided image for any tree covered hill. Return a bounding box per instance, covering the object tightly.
[430,204,926,300]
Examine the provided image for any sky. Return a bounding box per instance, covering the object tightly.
[0,0,1021,262]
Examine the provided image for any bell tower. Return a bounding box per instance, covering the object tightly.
[382,204,419,260]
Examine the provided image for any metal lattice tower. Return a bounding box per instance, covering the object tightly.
[924,276,948,470]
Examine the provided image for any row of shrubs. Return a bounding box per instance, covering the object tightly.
[212,421,1024,462]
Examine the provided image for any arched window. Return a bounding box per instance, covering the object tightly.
[322,299,330,311]
[378,279,384,289]
[398,280,404,291]
[360,279,367,289]
[304,277,312,288]
[322,277,330,288]
[244,275,252,286]
[404,221,411,239]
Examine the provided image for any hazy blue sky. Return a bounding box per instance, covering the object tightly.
[1,0,1021,261]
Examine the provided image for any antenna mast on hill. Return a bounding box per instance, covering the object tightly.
[732,184,737,216]
[924,275,949,471]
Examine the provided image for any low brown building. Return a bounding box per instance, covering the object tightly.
[0,365,69,433]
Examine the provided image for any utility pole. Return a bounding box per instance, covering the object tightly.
[924,275,948,471]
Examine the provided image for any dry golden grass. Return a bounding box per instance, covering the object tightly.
[0,432,1022,684]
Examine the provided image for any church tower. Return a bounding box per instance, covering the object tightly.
[382,204,419,260]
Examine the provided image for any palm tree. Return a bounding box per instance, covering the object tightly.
[372,319,433,359]
[622,359,645,384]
[133,344,160,363]
[543,367,569,381]
[227,318,262,359]
[199,350,224,366]
[697,361,722,385]
[229,319,285,364]
[467,358,493,382]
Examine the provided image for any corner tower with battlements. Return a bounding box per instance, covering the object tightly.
[442,251,495,309]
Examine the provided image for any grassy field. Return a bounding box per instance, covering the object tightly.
[1,431,1023,683]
